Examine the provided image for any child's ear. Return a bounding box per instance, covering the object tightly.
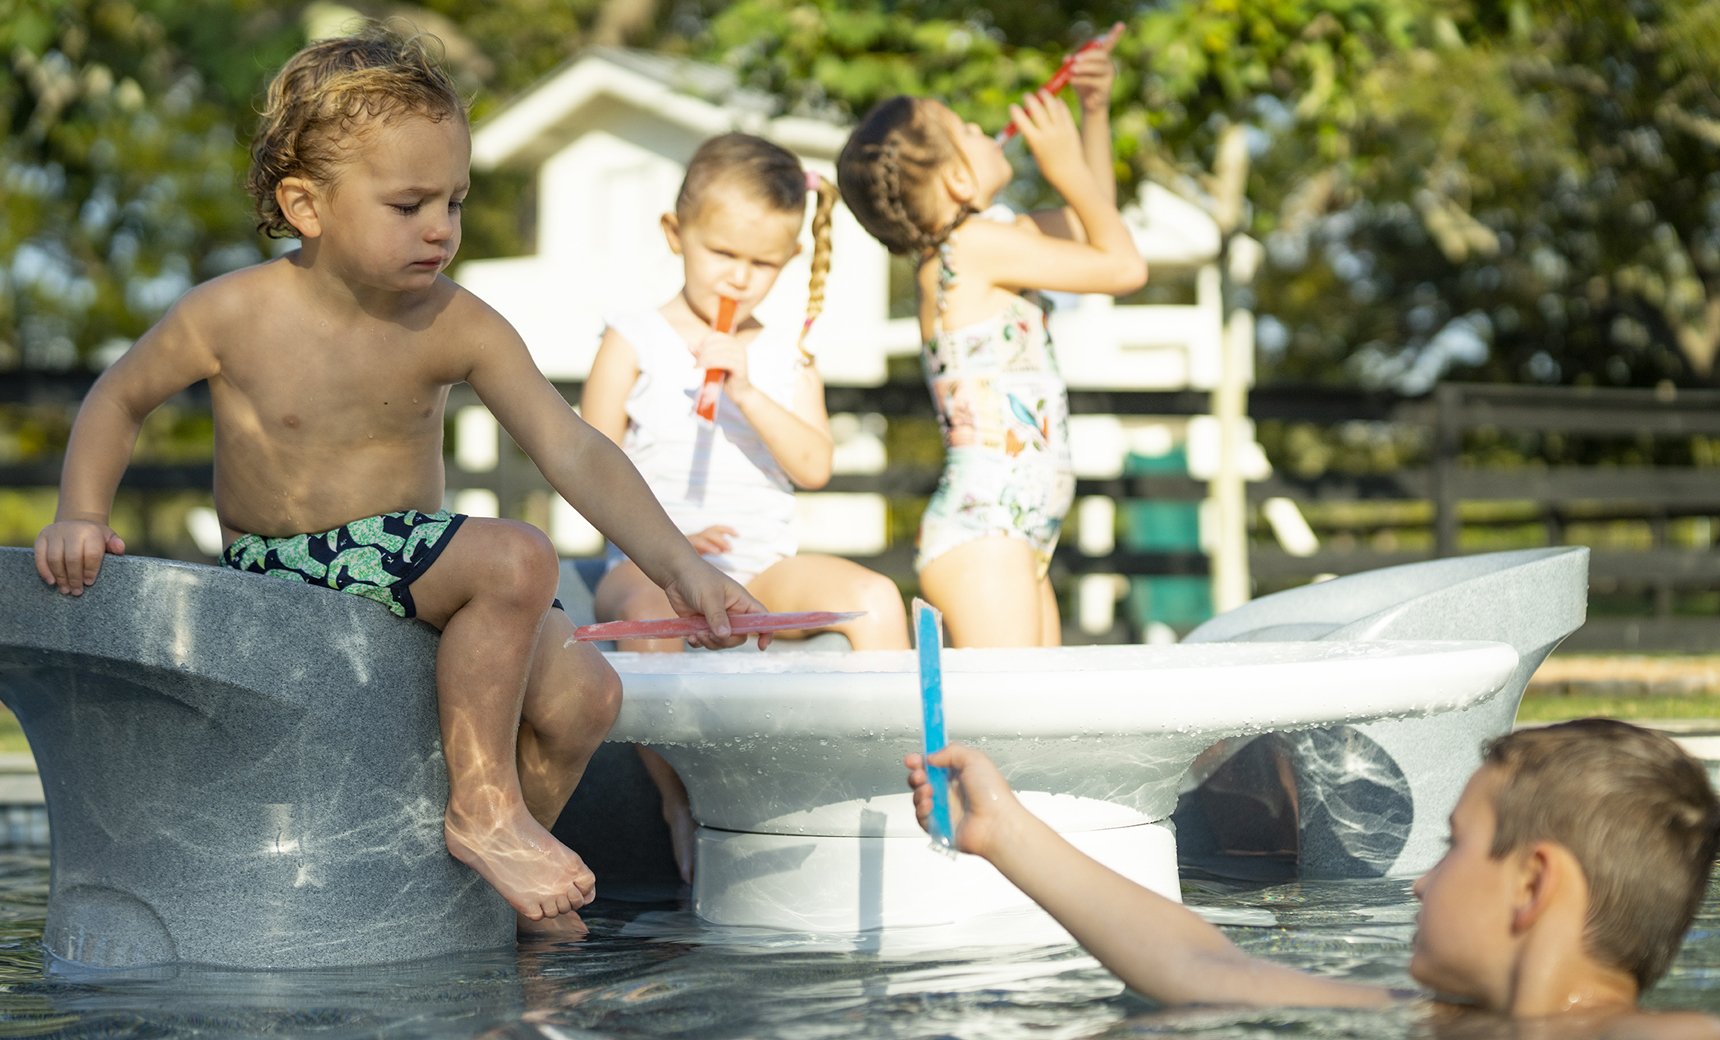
[660,212,683,255]
[1511,841,1581,934]
[940,161,976,205]
[276,177,323,239]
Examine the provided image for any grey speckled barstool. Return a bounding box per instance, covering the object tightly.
[0,546,513,969]
[1180,546,1590,879]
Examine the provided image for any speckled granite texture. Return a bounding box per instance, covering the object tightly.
[0,547,514,969]
[1182,546,1590,879]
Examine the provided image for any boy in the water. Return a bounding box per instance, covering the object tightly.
[34,24,766,933]
[907,718,1720,1034]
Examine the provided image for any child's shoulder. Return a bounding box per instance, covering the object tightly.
[956,204,1036,239]
[605,306,672,340]
[164,258,296,330]
[599,307,677,360]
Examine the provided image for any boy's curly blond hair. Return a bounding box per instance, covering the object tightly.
[247,22,466,239]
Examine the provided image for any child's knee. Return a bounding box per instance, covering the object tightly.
[574,654,622,726]
[858,572,907,619]
[537,658,621,754]
[492,522,560,608]
[593,664,622,726]
[616,581,671,621]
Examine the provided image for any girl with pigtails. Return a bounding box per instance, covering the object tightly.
[836,31,1146,649]
[582,132,911,882]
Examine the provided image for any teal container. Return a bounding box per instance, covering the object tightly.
[1121,449,1212,630]
[1127,576,1214,629]
[1123,500,1201,550]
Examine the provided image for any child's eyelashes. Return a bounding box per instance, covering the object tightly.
[706,246,783,271]
[390,198,465,216]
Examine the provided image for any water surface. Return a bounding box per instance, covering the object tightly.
[0,852,1714,1038]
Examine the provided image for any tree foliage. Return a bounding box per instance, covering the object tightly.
[1254,1,1720,388]
[5,0,1719,390]
[2,0,313,369]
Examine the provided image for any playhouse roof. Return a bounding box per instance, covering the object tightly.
[471,47,849,170]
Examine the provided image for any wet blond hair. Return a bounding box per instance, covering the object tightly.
[835,95,970,257]
[675,133,835,362]
[247,22,466,238]
[1482,718,1720,991]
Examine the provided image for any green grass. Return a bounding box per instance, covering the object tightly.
[1515,692,1720,725]
[0,708,24,756]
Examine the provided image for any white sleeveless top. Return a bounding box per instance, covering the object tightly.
[605,308,800,582]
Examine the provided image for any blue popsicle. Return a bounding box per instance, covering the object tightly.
[914,598,955,849]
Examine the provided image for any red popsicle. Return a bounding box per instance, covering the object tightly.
[693,295,738,423]
[570,610,865,642]
[994,23,1125,143]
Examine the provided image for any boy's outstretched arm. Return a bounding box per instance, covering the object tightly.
[905,744,1395,1009]
[464,308,766,648]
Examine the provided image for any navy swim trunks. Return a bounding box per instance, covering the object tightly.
[223,509,466,619]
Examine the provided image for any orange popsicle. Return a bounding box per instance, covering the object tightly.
[693,295,738,423]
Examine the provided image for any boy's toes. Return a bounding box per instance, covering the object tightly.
[518,910,589,941]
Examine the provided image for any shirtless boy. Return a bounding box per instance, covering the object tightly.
[33,24,765,931]
[908,719,1720,1036]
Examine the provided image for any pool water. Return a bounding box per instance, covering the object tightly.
[0,852,1715,1038]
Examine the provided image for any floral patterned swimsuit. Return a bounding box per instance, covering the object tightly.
[916,212,1075,577]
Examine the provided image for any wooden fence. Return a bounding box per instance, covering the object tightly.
[3,373,1715,650]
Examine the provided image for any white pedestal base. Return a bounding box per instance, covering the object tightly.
[692,820,1180,932]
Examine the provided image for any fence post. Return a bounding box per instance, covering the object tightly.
[1433,383,1461,557]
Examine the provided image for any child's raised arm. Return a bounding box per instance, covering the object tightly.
[905,744,1396,1009]
[1033,24,1121,232]
[36,293,221,595]
[961,92,1145,298]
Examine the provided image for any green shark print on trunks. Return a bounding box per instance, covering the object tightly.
[222,509,466,619]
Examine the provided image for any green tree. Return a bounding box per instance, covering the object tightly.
[9,0,1718,392]
[686,0,1720,389]
[1255,1,1720,387]
[1,0,310,370]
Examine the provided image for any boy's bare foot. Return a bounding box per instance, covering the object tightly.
[444,804,596,920]
[517,909,589,941]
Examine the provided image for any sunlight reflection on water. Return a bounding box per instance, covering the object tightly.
[0,852,1714,1039]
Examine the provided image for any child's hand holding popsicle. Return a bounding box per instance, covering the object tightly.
[905,743,1023,860]
[1067,22,1122,116]
[693,295,738,423]
[995,22,1125,143]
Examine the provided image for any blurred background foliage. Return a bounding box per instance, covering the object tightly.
[4,0,1718,394]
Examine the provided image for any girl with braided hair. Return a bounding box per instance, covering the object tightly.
[582,132,910,881]
[836,33,1145,647]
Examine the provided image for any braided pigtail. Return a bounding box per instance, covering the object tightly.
[799,172,839,364]
[874,136,934,255]
[837,96,963,258]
